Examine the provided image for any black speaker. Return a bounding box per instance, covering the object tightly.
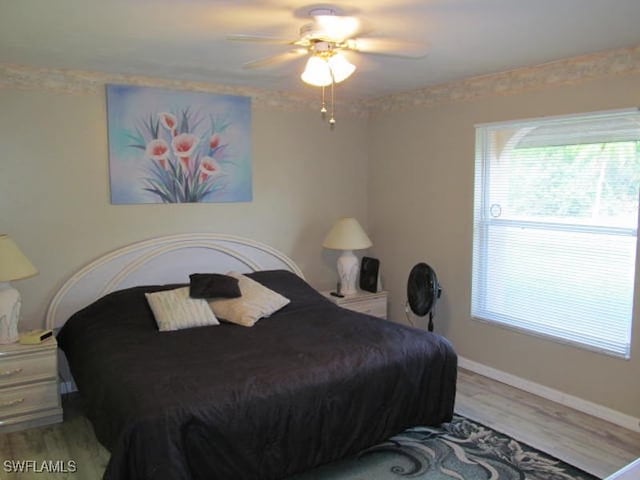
[359,257,380,293]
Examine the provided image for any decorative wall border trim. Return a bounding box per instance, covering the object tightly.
[0,63,369,116]
[368,44,640,113]
[459,356,640,433]
[2,43,639,115]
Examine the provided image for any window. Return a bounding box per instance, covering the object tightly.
[472,109,640,358]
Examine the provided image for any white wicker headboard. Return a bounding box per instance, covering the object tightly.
[46,233,303,330]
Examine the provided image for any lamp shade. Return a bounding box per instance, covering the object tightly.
[0,235,38,282]
[322,218,372,251]
[301,56,333,87]
[327,53,356,83]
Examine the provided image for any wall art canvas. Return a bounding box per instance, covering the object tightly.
[107,84,252,204]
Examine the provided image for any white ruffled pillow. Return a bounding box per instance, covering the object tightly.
[145,287,220,332]
[209,272,290,327]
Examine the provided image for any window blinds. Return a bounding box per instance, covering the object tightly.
[472,109,640,358]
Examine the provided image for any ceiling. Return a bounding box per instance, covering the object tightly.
[2,0,640,100]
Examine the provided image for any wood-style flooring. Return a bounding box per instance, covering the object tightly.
[455,369,640,479]
[1,368,639,479]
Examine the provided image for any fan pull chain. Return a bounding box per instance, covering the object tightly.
[320,86,327,120]
[329,81,336,129]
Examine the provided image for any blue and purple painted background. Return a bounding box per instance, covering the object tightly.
[107,84,252,204]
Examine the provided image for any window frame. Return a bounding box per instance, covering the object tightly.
[472,108,640,359]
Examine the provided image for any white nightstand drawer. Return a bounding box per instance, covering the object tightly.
[0,381,60,420]
[0,350,57,387]
[0,338,62,432]
[344,299,387,318]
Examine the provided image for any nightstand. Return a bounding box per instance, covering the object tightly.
[0,337,63,433]
[322,290,388,319]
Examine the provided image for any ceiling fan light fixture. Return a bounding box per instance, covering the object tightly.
[327,52,356,83]
[313,14,361,42]
[301,55,333,86]
[231,8,426,129]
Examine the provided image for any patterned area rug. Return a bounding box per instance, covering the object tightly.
[292,415,598,480]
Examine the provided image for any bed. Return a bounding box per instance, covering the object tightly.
[47,234,457,480]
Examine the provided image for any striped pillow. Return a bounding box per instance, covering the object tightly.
[145,287,220,332]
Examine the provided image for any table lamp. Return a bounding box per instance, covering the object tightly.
[322,217,372,295]
[0,234,38,344]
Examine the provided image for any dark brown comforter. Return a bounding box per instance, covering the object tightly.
[57,270,457,480]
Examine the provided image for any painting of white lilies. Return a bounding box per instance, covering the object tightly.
[107,85,252,204]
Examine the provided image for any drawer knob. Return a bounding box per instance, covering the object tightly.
[0,398,25,408]
[0,368,23,378]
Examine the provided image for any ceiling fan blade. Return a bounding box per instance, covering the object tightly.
[346,38,428,59]
[242,49,307,69]
[227,34,293,44]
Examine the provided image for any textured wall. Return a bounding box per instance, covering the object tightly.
[0,87,369,331]
[2,44,640,419]
[367,73,640,418]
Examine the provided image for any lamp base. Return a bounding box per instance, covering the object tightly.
[0,283,21,344]
[337,250,359,296]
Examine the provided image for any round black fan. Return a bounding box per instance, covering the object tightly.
[407,263,442,332]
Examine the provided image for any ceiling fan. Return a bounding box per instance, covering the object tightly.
[227,7,427,74]
[227,7,427,126]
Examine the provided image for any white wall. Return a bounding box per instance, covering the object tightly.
[367,73,640,418]
[2,57,640,420]
[0,86,369,330]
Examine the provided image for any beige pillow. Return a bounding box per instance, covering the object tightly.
[209,272,290,327]
[145,287,220,332]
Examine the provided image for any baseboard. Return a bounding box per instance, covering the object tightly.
[458,356,640,433]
